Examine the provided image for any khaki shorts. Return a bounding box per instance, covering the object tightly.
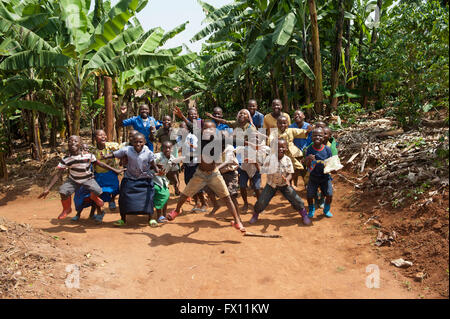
[182,168,230,199]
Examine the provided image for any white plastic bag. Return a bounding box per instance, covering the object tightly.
[323,155,343,174]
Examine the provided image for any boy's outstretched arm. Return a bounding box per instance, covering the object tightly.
[38,168,64,199]
[95,160,126,175]
[204,112,228,124]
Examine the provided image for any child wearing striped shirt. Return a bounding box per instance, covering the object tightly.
[38,135,124,220]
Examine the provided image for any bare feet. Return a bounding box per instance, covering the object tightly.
[242,203,249,214]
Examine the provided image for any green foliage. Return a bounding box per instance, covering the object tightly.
[369,1,449,130]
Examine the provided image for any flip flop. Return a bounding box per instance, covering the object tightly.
[71,216,80,222]
[231,221,246,233]
[113,219,125,227]
[157,216,168,223]
[149,219,158,227]
[109,201,117,211]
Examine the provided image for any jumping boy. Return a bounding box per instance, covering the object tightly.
[103,133,160,227]
[38,136,124,220]
[250,138,311,226]
[304,128,334,218]
[167,121,246,232]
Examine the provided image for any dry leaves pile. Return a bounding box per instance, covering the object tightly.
[333,114,449,192]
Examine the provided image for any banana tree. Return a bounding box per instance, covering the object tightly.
[0,0,182,135]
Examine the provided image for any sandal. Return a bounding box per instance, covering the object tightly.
[149,219,158,227]
[109,201,117,211]
[231,221,246,233]
[113,219,125,227]
[157,216,168,223]
[95,213,105,224]
[71,216,80,222]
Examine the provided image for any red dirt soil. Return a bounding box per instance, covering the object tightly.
[1,172,445,299]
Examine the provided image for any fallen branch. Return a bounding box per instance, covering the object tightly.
[244,232,282,238]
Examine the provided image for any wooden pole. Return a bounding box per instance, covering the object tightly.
[104,76,114,141]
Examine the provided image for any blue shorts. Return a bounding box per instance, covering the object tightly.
[238,167,261,190]
[307,176,333,198]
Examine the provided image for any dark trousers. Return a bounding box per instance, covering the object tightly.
[254,184,305,214]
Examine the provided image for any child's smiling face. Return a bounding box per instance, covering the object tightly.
[188,108,198,121]
[162,116,171,129]
[277,116,289,132]
[95,130,107,146]
[133,135,146,153]
[293,111,305,125]
[278,139,287,159]
[213,107,223,119]
[237,110,249,124]
[68,136,81,155]
[247,100,257,115]
[272,99,282,116]
[139,105,150,119]
[312,129,324,147]
[162,142,172,158]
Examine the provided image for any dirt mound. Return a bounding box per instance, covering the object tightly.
[0,216,96,298]
[338,172,449,298]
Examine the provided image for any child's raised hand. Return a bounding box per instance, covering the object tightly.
[306,125,314,133]
[38,189,50,199]
[173,106,183,118]
[205,112,213,118]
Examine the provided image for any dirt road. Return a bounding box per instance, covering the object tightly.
[0,177,432,299]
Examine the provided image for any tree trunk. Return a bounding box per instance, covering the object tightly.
[49,115,58,150]
[63,95,72,139]
[104,76,114,141]
[308,0,324,115]
[72,87,82,136]
[330,0,345,113]
[94,76,102,131]
[32,110,43,160]
[0,151,7,181]
[270,69,279,98]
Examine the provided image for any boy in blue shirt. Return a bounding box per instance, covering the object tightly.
[305,128,333,218]
[247,99,264,129]
[119,104,161,152]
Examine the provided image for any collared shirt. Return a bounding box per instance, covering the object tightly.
[122,115,161,151]
[263,112,291,130]
[57,153,97,184]
[289,122,312,151]
[93,142,120,173]
[268,128,309,170]
[113,145,155,180]
[152,152,177,188]
[251,111,264,129]
[262,154,294,188]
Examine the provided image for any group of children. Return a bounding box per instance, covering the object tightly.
[39,100,339,232]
